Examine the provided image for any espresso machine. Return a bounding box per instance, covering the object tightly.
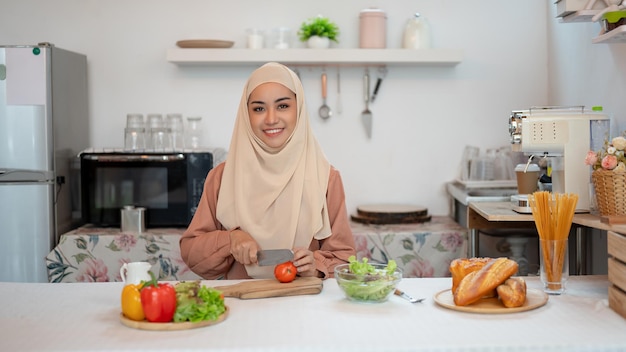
[509,106,610,212]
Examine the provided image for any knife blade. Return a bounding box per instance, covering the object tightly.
[257,249,294,266]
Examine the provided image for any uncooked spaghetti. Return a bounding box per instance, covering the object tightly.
[528,191,578,291]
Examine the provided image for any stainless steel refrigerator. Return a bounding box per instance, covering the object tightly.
[0,43,89,282]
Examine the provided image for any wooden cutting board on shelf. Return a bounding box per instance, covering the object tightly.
[213,276,322,299]
[351,204,430,224]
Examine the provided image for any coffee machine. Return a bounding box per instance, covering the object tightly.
[509,106,610,212]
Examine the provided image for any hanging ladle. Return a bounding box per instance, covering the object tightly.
[319,71,332,120]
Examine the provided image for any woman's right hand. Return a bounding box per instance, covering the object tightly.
[229,229,260,265]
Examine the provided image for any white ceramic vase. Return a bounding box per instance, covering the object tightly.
[307,36,330,49]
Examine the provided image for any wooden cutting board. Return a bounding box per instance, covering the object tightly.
[213,276,323,299]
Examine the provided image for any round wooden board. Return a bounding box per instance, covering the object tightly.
[357,204,428,217]
[119,306,229,330]
[433,289,548,314]
[176,39,234,48]
[351,213,431,225]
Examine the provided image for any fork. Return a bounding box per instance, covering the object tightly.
[394,289,425,303]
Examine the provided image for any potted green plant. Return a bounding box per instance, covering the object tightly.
[298,16,339,48]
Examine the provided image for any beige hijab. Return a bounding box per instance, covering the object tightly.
[216,62,331,278]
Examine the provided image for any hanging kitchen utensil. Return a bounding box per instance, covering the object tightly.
[371,66,387,102]
[361,68,372,138]
[336,68,342,114]
[319,71,332,120]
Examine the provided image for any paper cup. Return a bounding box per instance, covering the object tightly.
[515,164,540,194]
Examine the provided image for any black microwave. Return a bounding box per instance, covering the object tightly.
[79,149,225,227]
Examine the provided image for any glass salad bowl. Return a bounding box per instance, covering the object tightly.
[334,262,402,303]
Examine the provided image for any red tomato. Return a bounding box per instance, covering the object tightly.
[274,261,297,283]
[140,282,177,322]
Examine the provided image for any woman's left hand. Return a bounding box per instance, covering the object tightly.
[292,247,318,277]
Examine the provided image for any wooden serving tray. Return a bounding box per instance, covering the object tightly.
[433,289,548,314]
[119,306,228,330]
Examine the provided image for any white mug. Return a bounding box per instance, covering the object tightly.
[120,261,152,285]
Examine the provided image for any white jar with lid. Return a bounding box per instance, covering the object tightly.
[359,8,387,48]
[402,13,432,49]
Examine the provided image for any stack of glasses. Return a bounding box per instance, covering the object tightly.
[124,113,187,152]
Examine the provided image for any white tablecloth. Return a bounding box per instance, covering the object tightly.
[1,276,625,351]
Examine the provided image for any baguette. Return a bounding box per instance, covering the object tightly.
[497,277,527,308]
[449,257,491,294]
[453,257,519,306]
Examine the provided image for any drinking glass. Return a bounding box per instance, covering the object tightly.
[539,238,569,295]
[166,113,184,151]
[146,113,164,150]
[460,146,479,180]
[124,127,145,151]
[126,113,144,128]
[469,157,495,181]
[151,127,172,151]
[186,116,203,149]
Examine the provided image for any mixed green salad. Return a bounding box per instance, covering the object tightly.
[337,256,400,302]
[173,281,226,323]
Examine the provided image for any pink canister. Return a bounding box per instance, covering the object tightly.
[359,8,387,48]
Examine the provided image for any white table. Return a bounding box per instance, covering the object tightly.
[1,276,625,352]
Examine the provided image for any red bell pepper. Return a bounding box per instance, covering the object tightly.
[140,274,177,322]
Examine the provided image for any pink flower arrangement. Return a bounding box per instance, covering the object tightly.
[585,134,626,172]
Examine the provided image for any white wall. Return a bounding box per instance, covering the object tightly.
[1,0,550,216]
[547,6,626,133]
[546,5,626,275]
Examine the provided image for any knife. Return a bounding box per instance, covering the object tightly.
[257,249,294,266]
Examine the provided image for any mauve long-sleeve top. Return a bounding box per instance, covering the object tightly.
[179,162,356,280]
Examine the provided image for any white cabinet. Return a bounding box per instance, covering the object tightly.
[166,48,463,67]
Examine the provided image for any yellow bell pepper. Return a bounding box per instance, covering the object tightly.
[121,284,145,321]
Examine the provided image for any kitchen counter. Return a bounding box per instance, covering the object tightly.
[2,275,625,351]
[467,202,626,273]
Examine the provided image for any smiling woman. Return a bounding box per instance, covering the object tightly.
[180,62,356,281]
[247,82,297,149]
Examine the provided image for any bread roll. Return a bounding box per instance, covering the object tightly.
[453,257,519,306]
[497,277,527,308]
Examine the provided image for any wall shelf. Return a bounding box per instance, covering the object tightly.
[557,8,626,43]
[559,9,601,23]
[166,48,464,67]
[592,25,626,43]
